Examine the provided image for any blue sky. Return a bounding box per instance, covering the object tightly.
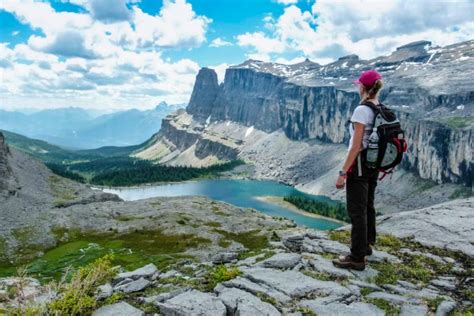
[0,0,473,110]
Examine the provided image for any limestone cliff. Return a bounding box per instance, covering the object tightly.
[144,39,473,188]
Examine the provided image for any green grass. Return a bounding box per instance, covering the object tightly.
[213,229,269,252]
[441,116,474,129]
[204,221,222,228]
[366,298,400,315]
[450,187,473,199]
[0,229,211,283]
[203,264,242,291]
[328,229,351,244]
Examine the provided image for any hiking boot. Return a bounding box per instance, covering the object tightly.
[332,255,366,271]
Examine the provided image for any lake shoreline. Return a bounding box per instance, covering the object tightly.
[254,195,347,225]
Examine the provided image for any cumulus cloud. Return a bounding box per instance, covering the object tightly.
[133,0,211,48]
[209,38,232,47]
[0,0,212,109]
[88,0,133,23]
[237,0,474,64]
[237,31,286,60]
[29,31,97,59]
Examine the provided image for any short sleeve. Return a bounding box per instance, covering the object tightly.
[350,106,372,126]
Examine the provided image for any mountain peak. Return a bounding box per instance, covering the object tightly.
[155,101,169,110]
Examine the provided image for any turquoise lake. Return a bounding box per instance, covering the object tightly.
[102,179,342,230]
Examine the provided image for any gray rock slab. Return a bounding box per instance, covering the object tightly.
[349,279,382,291]
[366,291,421,305]
[435,300,457,316]
[400,303,429,316]
[220,276,292,304]
[96,283,113,300]
[382,284,440,300]
[303,239,350,255]
[241,267,350,298]
[114,277,150,293]
[351,266,379,281]
[377,198,474,258]
[367,249,402,263]
[92,302,144,316]
[215,285,281,316]
[116,263,158,281]
[430,277,457,291]
[260,253,301,269]
[212,252,239,264]
[299,299,385,316]
[157,289,226,316]
[307,255,354,278]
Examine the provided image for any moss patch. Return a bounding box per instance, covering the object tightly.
[1,229,210,282]
[366,298,400,315]
[203,264,242,291]
[441,115,474,129]
[204,221,222,228]
[212,229,268,252]
[328,229,351,244]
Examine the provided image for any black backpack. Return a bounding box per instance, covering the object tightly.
[360,100,408,180]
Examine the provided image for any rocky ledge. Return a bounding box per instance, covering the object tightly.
[2,197,473,316]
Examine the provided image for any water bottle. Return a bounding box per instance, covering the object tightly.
[365,128,379,168]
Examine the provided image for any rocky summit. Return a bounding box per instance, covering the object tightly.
[2,198,473,315]
[134,39,473,213]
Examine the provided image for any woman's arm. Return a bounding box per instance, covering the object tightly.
[336,122,365,189]
[342,122,365,172]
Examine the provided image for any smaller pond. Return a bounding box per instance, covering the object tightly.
[102,179,343,230]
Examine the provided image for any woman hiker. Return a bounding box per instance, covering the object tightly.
[332,69,383,271]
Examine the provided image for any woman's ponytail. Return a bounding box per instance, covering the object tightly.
[362,79,383,101]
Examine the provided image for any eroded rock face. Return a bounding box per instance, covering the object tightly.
[0,133,17,198]
[161,40,474,187]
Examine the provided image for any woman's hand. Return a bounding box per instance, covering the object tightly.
[335,175,346,189]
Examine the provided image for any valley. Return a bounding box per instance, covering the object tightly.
[0,39,473,315]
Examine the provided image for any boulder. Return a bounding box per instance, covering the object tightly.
[157,289,226,316]
[215,285,281,316]
[114,277,150,293]
[400,303,429,316]
[96,283,113,300]
[241,267,350,298]
[260,253,301,269]
[92,302,144,316]
[299,299,385,316]
[115,264,158,281]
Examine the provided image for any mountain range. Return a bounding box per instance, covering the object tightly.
[134,39,473,213]
[0,102,185,149]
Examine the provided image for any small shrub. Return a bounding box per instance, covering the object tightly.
[204,264,241,291]
[47,254,117,315]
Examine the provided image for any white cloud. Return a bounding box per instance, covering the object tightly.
[88,0,133,23]
[209,63,229,83]
[133,0,211,49]
[237,0,474,64]
[209,38,232,47]
[0,0,211,109]
[237,31,286,60]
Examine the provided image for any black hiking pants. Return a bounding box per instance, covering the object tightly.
[346,156,379,262]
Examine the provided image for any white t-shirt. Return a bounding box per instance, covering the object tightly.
[348,105,375,151]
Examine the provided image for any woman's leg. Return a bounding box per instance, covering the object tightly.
[366,173,378,246]
[346,173,369,262]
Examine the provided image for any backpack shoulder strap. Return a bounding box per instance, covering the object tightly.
[360,100,382,114]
